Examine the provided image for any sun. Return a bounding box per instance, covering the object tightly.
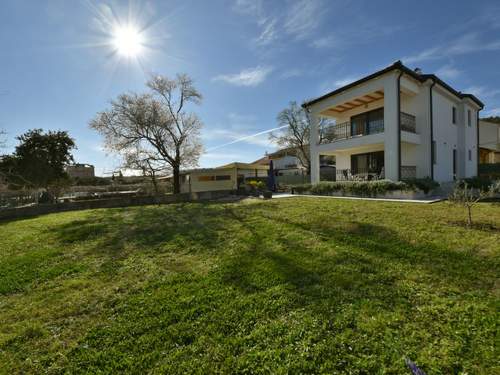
[112,24,145,58]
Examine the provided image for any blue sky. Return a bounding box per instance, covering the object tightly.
[1,0,500,175]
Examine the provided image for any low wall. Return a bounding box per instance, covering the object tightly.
[0,190,235,221]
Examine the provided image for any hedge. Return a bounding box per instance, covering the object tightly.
[293,179,439,197]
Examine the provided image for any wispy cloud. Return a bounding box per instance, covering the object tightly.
[279,68,303,79]
[254,18,278,46]
[232,0,262,16]
[206,125,284,151]
[435,65,461,80]
[284,0,323,40]
[463,86,500,99]
[482,107,500,117]
[311,35,342,49]
[403,32,500,64]
[212,66,273,87]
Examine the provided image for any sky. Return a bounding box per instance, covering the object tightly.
[1,0,500,175]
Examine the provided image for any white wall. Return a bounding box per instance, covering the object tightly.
[464,105,478,177]
[432,88,460,182]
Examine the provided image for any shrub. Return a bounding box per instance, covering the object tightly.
[293,180,416,197]
[246,180,266,191]
[459,176,493,191]
[402,177,440,194]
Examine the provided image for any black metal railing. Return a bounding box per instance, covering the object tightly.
[320,112,416,145]
[335,168,385,181]
[320,120,384,144]
[400,166,417,179]
[400,112,416,133]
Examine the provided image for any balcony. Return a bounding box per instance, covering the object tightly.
[319,112,416,145]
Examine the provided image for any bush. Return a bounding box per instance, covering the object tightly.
[459,176,493,191]
[402,177,440,194]
[293,180,417,197]
[245,180,266,191]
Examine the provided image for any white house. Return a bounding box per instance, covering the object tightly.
[479,120,500,164]
[303,61,484,183]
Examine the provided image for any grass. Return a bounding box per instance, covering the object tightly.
[0,198,498,374]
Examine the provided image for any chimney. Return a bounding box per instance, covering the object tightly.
[414,67,422,75]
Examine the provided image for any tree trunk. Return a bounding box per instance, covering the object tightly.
[173,165,180,194]
[467,205,472,227]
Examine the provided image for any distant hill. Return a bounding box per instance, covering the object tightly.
[481,116,500,124]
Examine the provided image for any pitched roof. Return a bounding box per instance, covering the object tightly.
[302,60,484,109]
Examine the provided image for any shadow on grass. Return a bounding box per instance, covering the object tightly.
[12,200,497,373]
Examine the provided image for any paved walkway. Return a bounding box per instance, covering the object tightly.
[272,193,445,204]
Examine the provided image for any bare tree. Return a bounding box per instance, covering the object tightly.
[123,147,168,196]
[448,181,497,227]
[90,74,203,194]
[269,101,328,174]
[0,129,6,150]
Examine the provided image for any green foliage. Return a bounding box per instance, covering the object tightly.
[246,179,266,191]
[294,180,420,196]
[0,129,75,190]
[72,176,112,186]
[460,176,494,191]
[402,177,440,194]
[0,200,498,373]
[481,116,500,124]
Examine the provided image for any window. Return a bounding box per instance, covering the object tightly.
[215,175,231,181]
[432,141,437,165]
[350,108,384,136]
[467,109,471,127]
[452,106,456,124]
[468,149,472,161]
[198,175,215,182]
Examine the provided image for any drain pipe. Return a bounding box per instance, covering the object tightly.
[397,71,404,181]
[429,80,436,180]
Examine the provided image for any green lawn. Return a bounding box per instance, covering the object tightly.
[0,198,498,374]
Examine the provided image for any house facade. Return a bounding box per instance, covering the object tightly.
[303,61,484,183]
[479,120,500,164]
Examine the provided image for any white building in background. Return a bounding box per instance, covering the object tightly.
[303,61,484,183]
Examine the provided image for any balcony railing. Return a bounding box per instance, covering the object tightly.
[319,112,416,145]
[400,165,417,179]
[334,168,385,181]
[400,112,416,133]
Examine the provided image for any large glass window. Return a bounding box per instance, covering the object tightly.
[350,108,384,136]
[351,151,384,175]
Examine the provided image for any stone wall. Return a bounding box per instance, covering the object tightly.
[0,190,235,221]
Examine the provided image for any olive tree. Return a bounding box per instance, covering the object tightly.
[448,181,497,227]
[90,74,203,194]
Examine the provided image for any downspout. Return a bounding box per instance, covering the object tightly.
[476,110,480,177]
[429,80,436,180]
[397,71,404,181]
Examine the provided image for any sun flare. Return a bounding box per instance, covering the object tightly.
[112,24,144,58]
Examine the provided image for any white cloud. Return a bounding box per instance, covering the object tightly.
[284,0,323,40]
[403,32,500,64]
[212,66,273,87]
[280,68,303,79]
[463,86,500,99]
[232,0,262,16]
[482,107,500,117]
[254,18,278,46]
[435,65,461,80]
[311,35,342,49]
